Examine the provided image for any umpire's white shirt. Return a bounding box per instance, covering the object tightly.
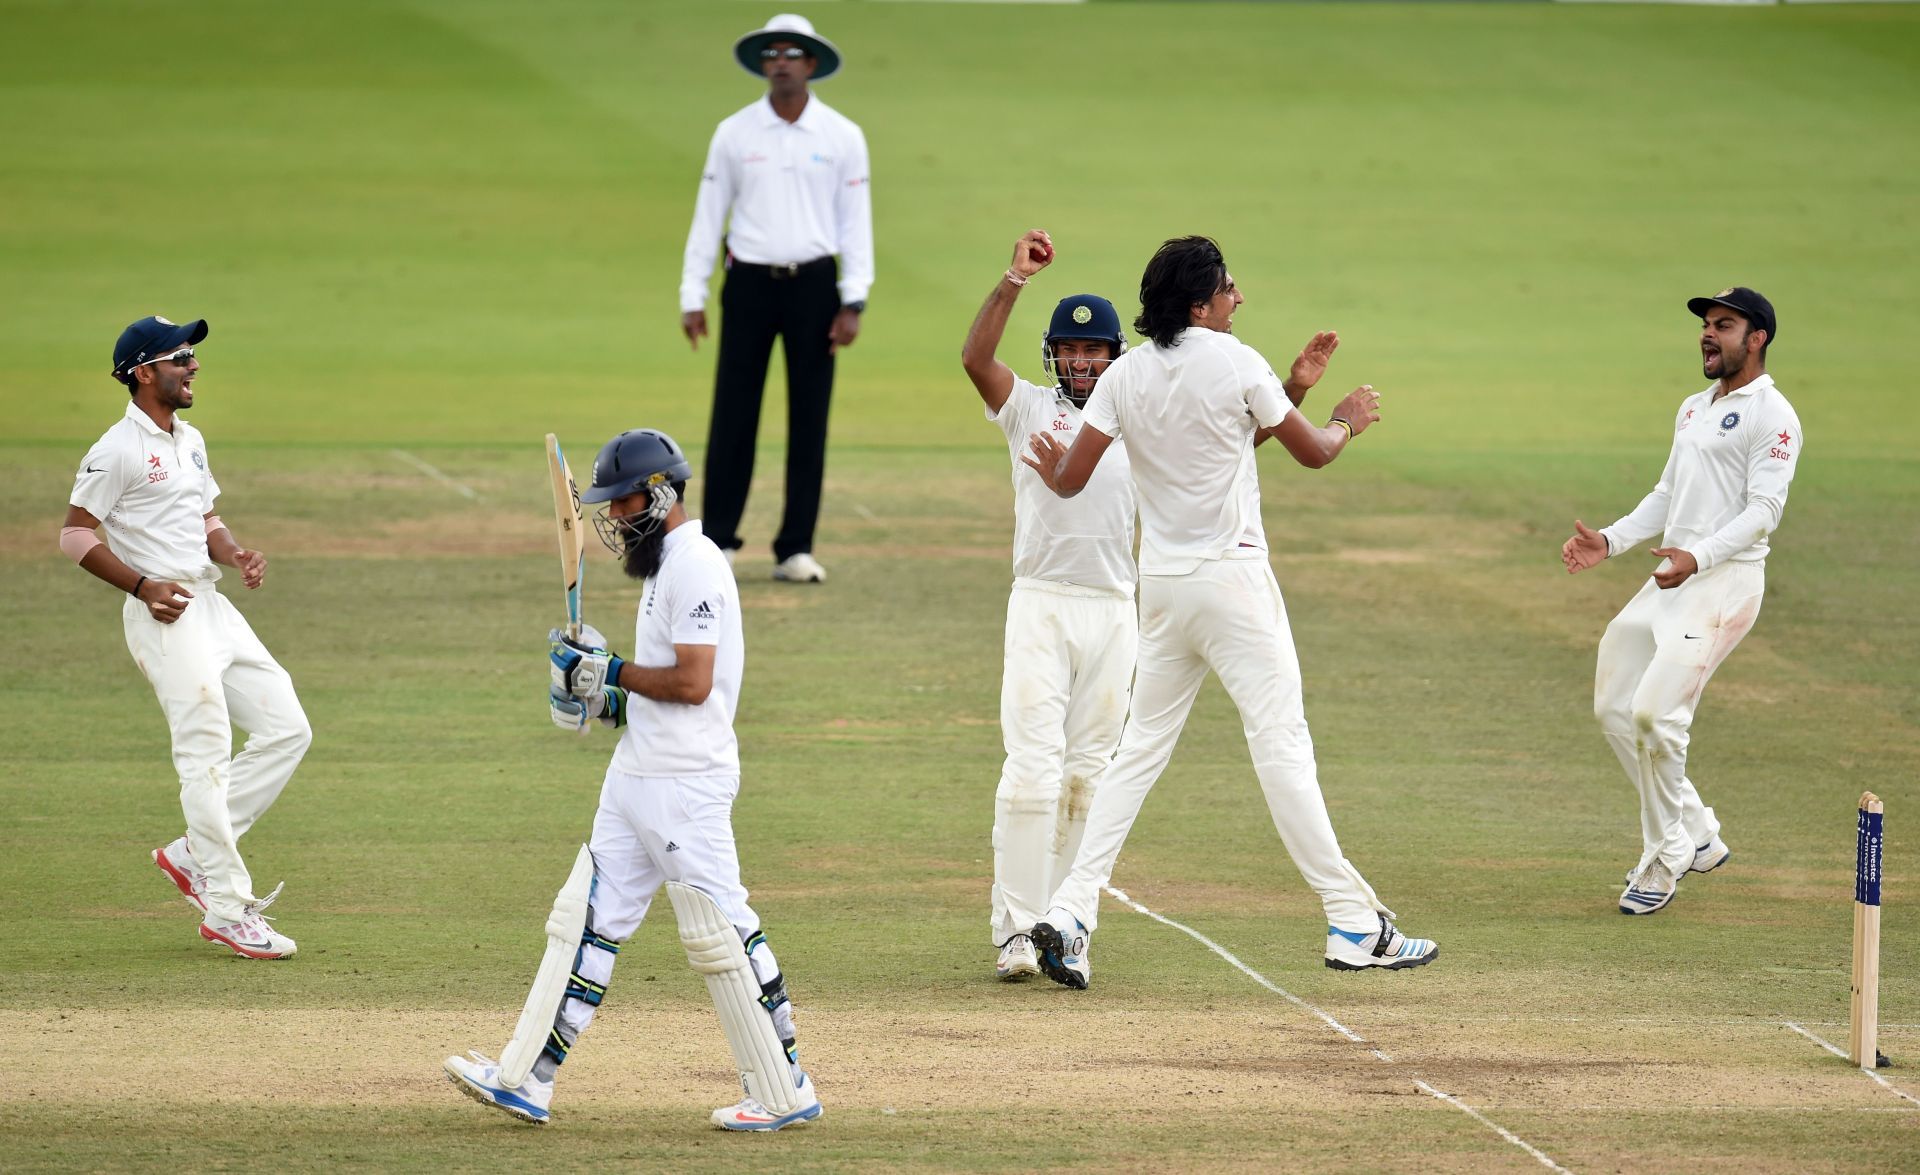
[612,521,744,778]
[990,377,1137,596]
[70,402,221,582]
[1601,375,1802,572]
[680,94,874,312]
[1081,328,1292,576]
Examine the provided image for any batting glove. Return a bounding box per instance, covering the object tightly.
[549,626,625,699]
[549,684,628,732]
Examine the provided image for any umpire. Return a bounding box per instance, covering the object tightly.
[679,13,873,584]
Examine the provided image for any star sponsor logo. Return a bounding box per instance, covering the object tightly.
[1769,428,1795,461]
[1678,408,1695,431]
[146,453,168,483]
[1777,430,1793,446]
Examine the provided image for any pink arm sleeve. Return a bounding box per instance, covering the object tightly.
[59,526,102,563]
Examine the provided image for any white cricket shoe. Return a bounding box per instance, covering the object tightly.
[1619,860,1679,915]
[711,1070,822,1131]
[771,552,827,583]
[1691,836,1732,874]
[152,835,208,911]
[444,1051,552,1124]
[996,934,1041,981]
[200,911,296,959]
[1325,914,1440,971]
[1030,908,1091,990]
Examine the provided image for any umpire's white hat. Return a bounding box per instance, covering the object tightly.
[734,14,841,80]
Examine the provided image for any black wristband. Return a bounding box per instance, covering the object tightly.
[131,575,147,597]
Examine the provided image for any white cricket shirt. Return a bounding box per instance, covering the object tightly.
[989,377,1137,596]
[1081,328,1294,576]
[611,521,745,779]
[680,94,874,312]
[1601,374,1803,572]
[70,402,222,582]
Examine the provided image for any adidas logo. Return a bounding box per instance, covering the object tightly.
[665,841,680,853]
[690,601,714,619]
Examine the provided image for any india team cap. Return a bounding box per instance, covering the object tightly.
[113,315,208,383]
[734,13,841,80]
[1686,287,1776,345]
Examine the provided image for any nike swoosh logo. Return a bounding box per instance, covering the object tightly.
[83,464,104,474]
[1683,634,1705,640]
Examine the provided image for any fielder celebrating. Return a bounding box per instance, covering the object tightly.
[960,230,1137,982]
[61,316,311,960]
[444,428,821,1131]
[1023,236,1439,985]
[1562,287,1801,916]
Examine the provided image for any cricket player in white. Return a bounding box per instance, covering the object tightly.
[960,230,1137,982]
[1023,236,1439,984]
[61,316,310,960]
[1562,287,1801,915]
[444,428,820,1131]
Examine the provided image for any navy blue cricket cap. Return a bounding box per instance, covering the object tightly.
[1686,287,1776,345]
[113,315,209,384]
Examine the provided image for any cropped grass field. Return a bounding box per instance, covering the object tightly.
[4,1,1919,1170]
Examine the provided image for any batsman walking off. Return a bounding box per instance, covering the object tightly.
[960,230,1137,982]
[444,428,821,1132]
[1563,287,1801,916]
[61,316,311,960]
[1023,236,1438,985]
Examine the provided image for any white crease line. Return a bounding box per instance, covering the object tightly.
[1782,1022,1920,1107]
[1104,886,1568,1173]
[1413,1081,1574,1173]
[853,502,878,522]
[390,449,479,500]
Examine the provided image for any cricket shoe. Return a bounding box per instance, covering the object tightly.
[199,911,297,959]
[1619,860,1679,915]
[1325,914,1440,971]
[1029,908,1091,990]
[711,1071,822,1131]
[996,934,1041,981]
[771,552,827,583]
[443,1051,551,1124]
[152,835,209,911]
[1691,836,1732,875]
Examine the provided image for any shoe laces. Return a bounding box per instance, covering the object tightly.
[246,881,285,916]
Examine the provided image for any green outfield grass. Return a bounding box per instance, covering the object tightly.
[4,1,1919,1170]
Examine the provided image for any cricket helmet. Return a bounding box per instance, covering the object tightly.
[583,428,692,550]
[1042,294,1126,393]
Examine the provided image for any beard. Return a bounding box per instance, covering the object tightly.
[621,524,667,580]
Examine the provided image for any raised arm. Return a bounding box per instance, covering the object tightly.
[1264,384,1381,468]
[961,230,1054,414]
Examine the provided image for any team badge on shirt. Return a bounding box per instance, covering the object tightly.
[191,450,206,471]
[1720,411,1740,430]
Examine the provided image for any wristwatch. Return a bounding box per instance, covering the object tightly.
[842,301,866,314]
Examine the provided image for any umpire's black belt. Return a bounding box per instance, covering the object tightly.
[728,255,834,280]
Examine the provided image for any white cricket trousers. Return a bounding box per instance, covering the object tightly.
[1049,555,1386,935]
[1594,560,1765,874]
[991,580,1137,945]
[587,770,761,941]
[548,769,794,1079]
[123,577,311,923]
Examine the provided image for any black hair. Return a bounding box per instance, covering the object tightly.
[1134,236,1227,349]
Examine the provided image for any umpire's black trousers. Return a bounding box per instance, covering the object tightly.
[704,254,840,562]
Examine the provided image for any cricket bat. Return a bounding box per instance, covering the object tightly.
[546,433,586,641]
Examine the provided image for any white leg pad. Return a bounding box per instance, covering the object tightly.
[666,881,800,1116]
[498,844,593,1089]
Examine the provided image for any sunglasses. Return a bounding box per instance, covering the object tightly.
[759,47,809,61]
[136,346,196,369]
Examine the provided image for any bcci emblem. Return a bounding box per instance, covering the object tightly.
[1071,305,1093,325]
[1720,411,1741,430]
[191,450,206,471]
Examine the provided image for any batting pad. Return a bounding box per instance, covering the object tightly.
[499,844,593,1089]
[666,881,801,1115]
